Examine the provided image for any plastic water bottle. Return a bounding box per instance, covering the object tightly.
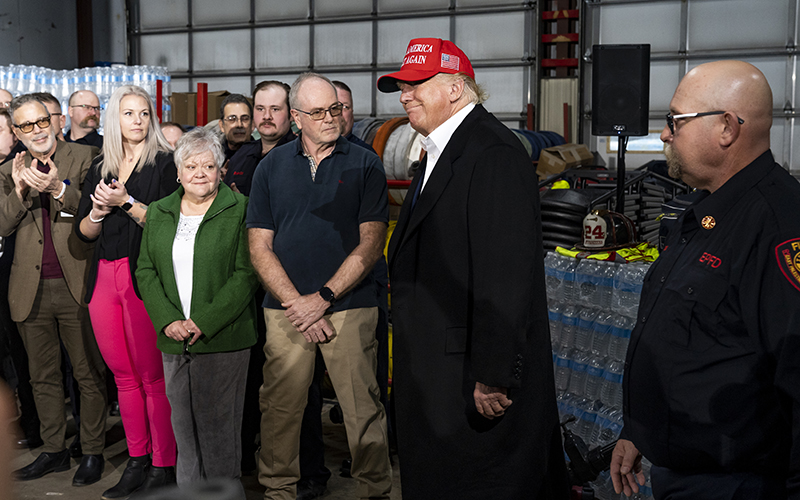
[574,397,599,443]
[609,314,634,361]
[554,345,572,394]
[591,310,614,357]
[574,307,597,352]
[592,407,623,448]
[567,349,590,397]
[598,261,617,309]
[600,359,624,409]
[544,252,561,299]
[584,353,607,401]
[548,300,564,350]
[560,303,580,349]
[561,256,578,302]
[575,259,595,306]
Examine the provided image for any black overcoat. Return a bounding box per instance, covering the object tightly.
[388,105,569,499]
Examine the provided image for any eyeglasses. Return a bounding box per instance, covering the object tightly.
[665,111,745,134]
[341,104,352,111]
[293,103,344,121]
[14,116,51,134]
[70,104,101,112]
[223,114,252,124]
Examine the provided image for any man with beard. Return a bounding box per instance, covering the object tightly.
[611,60,800,500]
[0,94,106,485]
[218,93,254,162]
[379,38,568,499]
[65,90,102,148]
[224,81,295,196]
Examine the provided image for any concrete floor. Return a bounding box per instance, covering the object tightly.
[11,402,403,500]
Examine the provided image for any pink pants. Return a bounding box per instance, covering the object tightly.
[89,258,176,466]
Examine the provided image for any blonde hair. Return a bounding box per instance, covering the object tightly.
[436,72,488,105]
[100,85,171,178]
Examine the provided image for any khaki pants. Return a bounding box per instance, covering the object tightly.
[17,278,107,454]
[258,307,392,500]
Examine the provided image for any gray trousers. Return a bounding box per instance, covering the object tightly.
[163,349,249,490]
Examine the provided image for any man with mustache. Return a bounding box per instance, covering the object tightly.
[65,90,103,148]
[611,60,800,500]
[0,94,106,486]
[218,93,255,162]
[224,81,295,196]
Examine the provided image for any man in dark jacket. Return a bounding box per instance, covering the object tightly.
[379,38,568,499]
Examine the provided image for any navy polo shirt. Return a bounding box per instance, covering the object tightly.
[246,135,388,311]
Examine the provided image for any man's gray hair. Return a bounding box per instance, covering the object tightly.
[8,94,49,125]
[174,126,226,175]
[289,72,337,110]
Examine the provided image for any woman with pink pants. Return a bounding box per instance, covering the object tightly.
[76,85,178,499]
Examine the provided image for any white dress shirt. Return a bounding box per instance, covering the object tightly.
[418,102,475,193]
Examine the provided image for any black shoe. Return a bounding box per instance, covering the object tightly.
[68,434,83,458]
[297,479,327,500]
[72,454,104,486]
[128,465,175,498]
[101,455,151,499]
[14,450,71,481]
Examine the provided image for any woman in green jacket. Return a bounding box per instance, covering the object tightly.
[136,126,258,493]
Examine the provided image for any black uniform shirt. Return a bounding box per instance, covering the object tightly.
[621,150,800,489]
[223,130,296,196]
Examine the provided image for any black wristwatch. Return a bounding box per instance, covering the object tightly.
[318,286,336,305]
[121,195,134,212]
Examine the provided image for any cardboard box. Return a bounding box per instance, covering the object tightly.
[537,143,593,180]
[169,90,231,126]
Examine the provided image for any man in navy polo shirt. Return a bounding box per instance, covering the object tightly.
[247,72,392,500]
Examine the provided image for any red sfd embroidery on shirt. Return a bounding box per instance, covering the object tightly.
[775,238,800,292]
[698,252,722,268]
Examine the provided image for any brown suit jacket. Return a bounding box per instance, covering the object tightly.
[0,141,99,322]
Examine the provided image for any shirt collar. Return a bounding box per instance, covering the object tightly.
[685,149,775,229]
[421,102,475,155]
[293,134,350,157]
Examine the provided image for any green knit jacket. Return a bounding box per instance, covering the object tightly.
[136,182,259,354]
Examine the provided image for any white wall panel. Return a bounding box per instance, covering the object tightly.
[255,26,311,69]
[192,0,250,26]
[455,13,524,60]
[457,0,518,6]
[193,30,250,71]
[140,34,189,72]
[770,121,786,167]
[477,67,524,114]
[316,0,372,18]
[378,0,449,13]
[377,18,450,65]
[171,78,191,93]
[255,2,308,21]
[598,2,682,52]
[255,26,310,69]
[688,0,789,51]
[315,22,372,66]
[377,89,406,116]
[649,61,682,111]
[139,0,187,29]
[198,76,252,96]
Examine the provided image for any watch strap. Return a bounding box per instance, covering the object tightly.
[318,286,336,305]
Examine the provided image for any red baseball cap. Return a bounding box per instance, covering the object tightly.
[378,38,474,93]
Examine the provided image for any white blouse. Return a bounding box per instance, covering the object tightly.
[172,213,203,319]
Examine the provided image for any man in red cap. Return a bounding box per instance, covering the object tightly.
[380,38,569,499]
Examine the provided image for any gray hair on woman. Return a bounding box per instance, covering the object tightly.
[174,126,225,174]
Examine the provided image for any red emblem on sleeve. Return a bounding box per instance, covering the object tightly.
[775,238,800,292]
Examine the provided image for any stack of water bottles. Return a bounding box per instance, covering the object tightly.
[0,64,172,131]
[545,251,653,500]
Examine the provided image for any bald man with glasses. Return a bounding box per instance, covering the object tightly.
[65,90,103,149]
[0,94,106,486]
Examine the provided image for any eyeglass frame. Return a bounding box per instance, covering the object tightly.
[222,114,252,124]
[293,103,344,121]
[14,115,52,134]
[665,111,745,134]
[69,104,101,113]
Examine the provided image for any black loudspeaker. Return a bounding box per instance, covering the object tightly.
[592,44,650,137]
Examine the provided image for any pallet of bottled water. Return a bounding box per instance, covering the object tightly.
[545,251,653,499]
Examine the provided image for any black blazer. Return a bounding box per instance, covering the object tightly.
[388,104,568,499]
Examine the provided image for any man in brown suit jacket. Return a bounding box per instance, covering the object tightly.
[0,95,106,486]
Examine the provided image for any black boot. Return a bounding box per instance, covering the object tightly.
[129,465,176,498]
[101,455,150,499]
